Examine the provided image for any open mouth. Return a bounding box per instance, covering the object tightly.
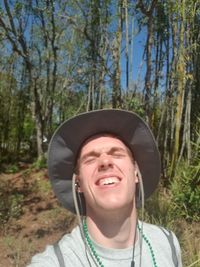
[96,177,121,186]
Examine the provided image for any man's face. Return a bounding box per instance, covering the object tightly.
[76,135,138,215]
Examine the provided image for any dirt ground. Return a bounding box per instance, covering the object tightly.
[0,167,77,267]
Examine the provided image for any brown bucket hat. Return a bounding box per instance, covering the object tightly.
[48,109,161,213]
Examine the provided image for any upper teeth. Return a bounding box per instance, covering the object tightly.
[99,177,119,186]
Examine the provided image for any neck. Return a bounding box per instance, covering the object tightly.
[85,205,137,249]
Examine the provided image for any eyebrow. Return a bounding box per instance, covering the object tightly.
[80,147,129,162]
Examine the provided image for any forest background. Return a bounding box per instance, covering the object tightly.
[0,0,199,266]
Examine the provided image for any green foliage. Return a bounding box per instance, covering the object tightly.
[170,160,200,222]
[141,187,200,267]
[5,164,19,174]
[126,95,145,117]
[0,181,24,225]
[32,156,47,170]
[23,115,35,141]
[32,176,51,195]
[141,186,176,229]
[9,193,24,219]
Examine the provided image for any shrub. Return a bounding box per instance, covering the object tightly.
[0,181,24,225]
[32,155,47,170]
[9,193,24,219]
[5,164,19,173]
[170,160,200,222]
[141,186,175,229]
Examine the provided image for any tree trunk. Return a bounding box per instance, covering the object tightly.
[170,0,186,177]
[112,0,123,108]
[137,0,157,124]
[124,0,129,92]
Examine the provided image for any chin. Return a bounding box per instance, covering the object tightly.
[98,200,130,211]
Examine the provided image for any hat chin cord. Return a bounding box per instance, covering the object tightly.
[136,168,145,267]
[72,174,96,266]
[72,172,145,267]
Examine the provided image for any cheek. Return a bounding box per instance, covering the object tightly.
[79,163,96,179]
[127,166,138,184]
[78,168,92,191]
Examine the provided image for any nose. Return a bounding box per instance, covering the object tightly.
[98,153,113,170]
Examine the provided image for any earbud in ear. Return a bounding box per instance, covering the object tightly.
[75,180,83,193]
[75,180,80,190]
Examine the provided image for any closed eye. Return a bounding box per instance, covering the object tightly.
[109,148,128,158]
[111,152,126,158]
[80,147,129,164]
[81,152,99,164]
[83,156,97,164]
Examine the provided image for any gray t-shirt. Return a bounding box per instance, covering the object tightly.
[27,221,182,267]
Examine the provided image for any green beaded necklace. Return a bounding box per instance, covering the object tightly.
[83,221,104,267]
[83,220,158,267]
[137,224,158,267]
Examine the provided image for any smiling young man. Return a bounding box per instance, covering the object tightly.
[77,135,138,251]
[28,109,182,267]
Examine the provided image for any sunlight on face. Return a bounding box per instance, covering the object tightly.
[76,134,138,214]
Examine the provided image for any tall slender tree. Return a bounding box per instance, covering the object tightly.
[136,0,158,124]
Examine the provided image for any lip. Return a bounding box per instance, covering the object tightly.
[95,174,122,187]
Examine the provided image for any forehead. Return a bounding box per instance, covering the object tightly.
[79,134,130,154]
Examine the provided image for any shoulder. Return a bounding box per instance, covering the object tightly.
[27,244,59,267]
[142,221,180,249]
[58,225,85,254]
[141,221,182,267]
[27,226,83,267]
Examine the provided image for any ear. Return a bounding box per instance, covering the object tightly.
[134,171,139,183]
[75,178,83,193]
[134,162,140,183]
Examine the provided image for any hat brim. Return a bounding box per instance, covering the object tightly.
[48,109,161,213]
